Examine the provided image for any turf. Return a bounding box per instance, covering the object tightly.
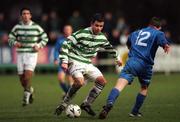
[0,73,180,122]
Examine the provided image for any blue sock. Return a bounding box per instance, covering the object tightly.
[60,82,69,93]
[107,88,120,105]
[132,93,146,113]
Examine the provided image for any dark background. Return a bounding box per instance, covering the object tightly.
[0,0,179,43]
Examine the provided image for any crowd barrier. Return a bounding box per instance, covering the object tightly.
[0,45,180,73]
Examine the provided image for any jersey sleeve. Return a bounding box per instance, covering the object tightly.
[126,34,131,49]
[59,40,72,64]
[67,35,78,45]
[102,39,120,61]
[37,25,48,48]
[67,29,82,44]
[157,32,169,47]
[8,25,17,46]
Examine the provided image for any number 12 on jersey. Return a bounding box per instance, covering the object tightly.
[135,30,151,47]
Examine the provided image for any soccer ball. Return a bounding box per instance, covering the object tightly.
[65,104,81,118]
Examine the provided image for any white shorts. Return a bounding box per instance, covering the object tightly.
[17,53,38,74]
[68,61,103,82]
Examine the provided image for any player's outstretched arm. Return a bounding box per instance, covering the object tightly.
[163,44,170,54]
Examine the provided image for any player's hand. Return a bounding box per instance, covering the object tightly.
[33,45,40,51]
[14,42,22,48]
[54,60,59,65]
[163,44,170,54]
[116,59,123,66]
[61,63,68,72]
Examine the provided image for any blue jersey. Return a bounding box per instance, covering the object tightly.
[127,26,169,65]
[54,36,66,61]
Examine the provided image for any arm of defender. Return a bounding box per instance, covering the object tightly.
[126,35,131,50]
[163,44,170,54]
[157,32,171,54]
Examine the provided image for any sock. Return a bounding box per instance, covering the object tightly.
[107,88,120,105]
[24,91,31,104]
[30,86,34,94]
[60,82,69,93]
[83,81,105,105]
[131,93,146,113]
[63,84,81,105]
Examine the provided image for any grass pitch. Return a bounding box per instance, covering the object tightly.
[0,73,180,122]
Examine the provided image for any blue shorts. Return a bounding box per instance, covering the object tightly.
[58,65,70,75]
[58,65,64,73]
[119,57,153,86]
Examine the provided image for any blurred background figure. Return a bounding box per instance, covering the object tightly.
[49,10,62,32]
[68,10,85,31]
[8,7,48,106]
[40,13,49,33]
[54,24,74,95]
[103,12,114,39]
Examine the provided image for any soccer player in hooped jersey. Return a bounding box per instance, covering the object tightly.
[99,17,171,119]
[54,13,122,116]
[8,8,48,106]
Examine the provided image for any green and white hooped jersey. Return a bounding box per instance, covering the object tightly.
[8,21,48,53]
[60,27,119,64]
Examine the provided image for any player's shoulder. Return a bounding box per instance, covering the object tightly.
[74,27,89,35]
[156,29,164,34]
[99,32,108,41]
[31,21,40,26]
[13,22,22,28]
[11,22,21,31]
[31,21,45,31]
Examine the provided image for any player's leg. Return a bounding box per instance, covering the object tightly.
[81,76,107,116]
[66,73,73,93]
[55,63,85,116]
[17,53,30,106]
[99,78,129,119]
[67,74,74,86]
[129,84,148,117]
[57,69,69,94]
[18,73,32,106]
[17,53,25,88]
[19,74,25,88]
[129,69,152,117]
[99,60,135,119]
[22,53,37,106]
[22,70,34,106]
[55,76,84,115]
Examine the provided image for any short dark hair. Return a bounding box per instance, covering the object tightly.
[149,17,162,28]
[91,13,104,23]
[20,7,31,15]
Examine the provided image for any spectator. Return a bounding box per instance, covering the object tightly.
[68,10,85,31]
[103,12,114,38]
[49,10,62,32]
[40,13,49,32]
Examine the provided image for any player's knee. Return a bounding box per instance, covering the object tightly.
[95,76,107,86]
[141,85,148,90]
[73,82,83,88]
[140,86,148,95]
[73,78,84,87]
[58,77,65,82]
